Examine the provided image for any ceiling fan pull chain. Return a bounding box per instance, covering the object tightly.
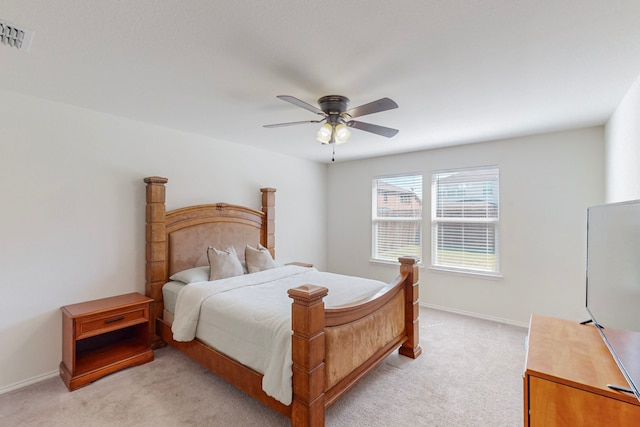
[332,144,335,162]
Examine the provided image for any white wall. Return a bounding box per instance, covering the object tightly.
[605,73,640,202]
[327,128,604,325]
[0,89,327,392]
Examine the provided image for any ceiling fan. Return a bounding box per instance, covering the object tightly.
[263,95,399,147]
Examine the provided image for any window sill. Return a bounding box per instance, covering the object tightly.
[428,266,503,280]
[369,258,424,268]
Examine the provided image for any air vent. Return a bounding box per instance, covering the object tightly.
[0,19,33,51]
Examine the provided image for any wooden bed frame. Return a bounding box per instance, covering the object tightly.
[144,176,421,426]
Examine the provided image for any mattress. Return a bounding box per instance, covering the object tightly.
[162,280,186,314]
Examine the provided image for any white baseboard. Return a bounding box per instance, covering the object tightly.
[420,303,529,328]
[0,370,59,395]
[1,307,525,395]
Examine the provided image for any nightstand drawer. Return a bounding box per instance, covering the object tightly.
[76,305,148,339]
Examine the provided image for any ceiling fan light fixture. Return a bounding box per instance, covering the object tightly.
[334,123,351,144]
[266,95,399,158]
[316,123,333,144]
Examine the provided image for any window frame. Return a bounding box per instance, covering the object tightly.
[371,173,423,264]
[430,166,500,276]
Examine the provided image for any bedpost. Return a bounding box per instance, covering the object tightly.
[261,187,276,259]
[288,285,328,427]
[144,176,169,349]
[398,257,422,359]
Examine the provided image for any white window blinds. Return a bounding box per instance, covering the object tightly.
[372,174,422,262]
[431,166,499,274]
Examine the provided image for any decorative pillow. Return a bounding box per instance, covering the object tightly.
[169,266,210,284]
[245,243,276,273]
[207,246,244,280]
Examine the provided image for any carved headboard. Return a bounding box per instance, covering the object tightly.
[143,176,276,346]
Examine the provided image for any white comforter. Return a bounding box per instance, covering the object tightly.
[171,265,386,405]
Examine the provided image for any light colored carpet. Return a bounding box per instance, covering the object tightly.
[0,308,527,426]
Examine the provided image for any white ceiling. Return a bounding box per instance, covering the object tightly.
[2,1,640,163]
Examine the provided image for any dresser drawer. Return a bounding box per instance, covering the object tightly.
[76,305,148,340]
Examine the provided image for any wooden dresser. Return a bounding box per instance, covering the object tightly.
[60,292,154,391]
[523,315,640,426]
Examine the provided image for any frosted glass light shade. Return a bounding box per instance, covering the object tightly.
[316,123,333,144]
[334,123,351,144]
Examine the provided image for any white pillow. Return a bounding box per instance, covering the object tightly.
[245,244,276,273]
[207,246,244,280]
[169,266,210,284]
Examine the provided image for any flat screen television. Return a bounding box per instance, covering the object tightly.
[585,199,640,403]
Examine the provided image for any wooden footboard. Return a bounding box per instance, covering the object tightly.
[288,257,421,426]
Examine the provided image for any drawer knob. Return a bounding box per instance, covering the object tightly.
[104,315,125,324]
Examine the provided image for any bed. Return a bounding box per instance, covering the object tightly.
[143,176,421,426]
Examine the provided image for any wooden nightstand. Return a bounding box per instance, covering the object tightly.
[59,292,154,391]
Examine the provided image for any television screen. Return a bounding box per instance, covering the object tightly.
[585,199,640,403]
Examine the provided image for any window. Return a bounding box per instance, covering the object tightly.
[372,173,422,263]
[431,166,499,274]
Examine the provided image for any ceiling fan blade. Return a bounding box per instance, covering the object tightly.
[346,120,399,138]
[263,119,323,128]
[345,97,398,118]
[277,95,324,115]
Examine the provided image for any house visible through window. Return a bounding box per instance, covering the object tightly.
[372,174,422,263]
[431,166,499,274]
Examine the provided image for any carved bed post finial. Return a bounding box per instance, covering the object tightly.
[288,285,328,427]
[261,188,276,259]
[398,257,422,359]
[144,176,169,348]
